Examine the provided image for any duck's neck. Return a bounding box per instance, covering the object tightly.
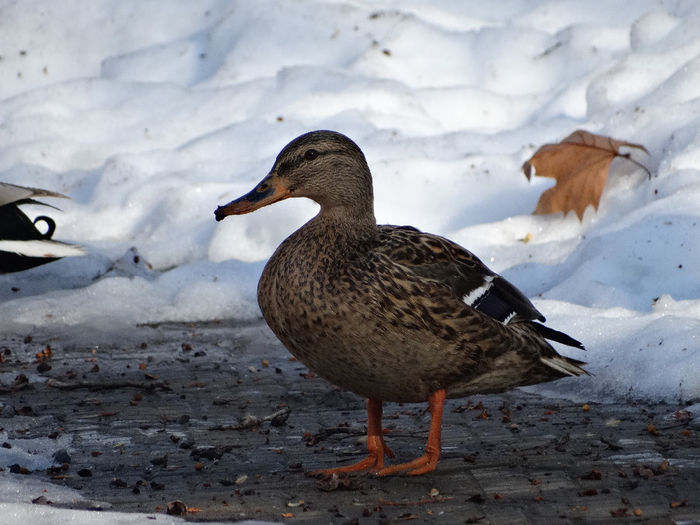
[312,162,376,231]
[321,202,375,223]
[312,204,378,243]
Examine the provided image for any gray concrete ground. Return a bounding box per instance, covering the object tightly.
[1,320,698,524]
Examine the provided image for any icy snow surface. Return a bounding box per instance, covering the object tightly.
[0,4,699,518]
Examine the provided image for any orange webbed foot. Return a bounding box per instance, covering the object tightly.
[308,398,393,477]
[308,434,394,476]
[373,452,438,476]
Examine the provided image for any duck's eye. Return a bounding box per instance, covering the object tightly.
[304,149,319,161]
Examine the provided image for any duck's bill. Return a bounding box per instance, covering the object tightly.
[214,176,291,221]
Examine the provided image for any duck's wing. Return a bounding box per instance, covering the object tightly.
[377,225,584,350]
[377,225,543,323]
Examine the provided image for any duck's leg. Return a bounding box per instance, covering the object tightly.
[309,398,394,476]
[374,388,446,476]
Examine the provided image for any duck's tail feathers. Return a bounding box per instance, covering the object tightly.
[531,322,585,350]
[540,355,589,377]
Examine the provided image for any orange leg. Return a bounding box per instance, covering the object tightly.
[374,388,446,476]
[309,398,394,476]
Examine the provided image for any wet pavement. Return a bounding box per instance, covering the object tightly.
[1,320,698,523]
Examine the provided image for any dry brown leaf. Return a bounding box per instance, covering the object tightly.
[523,130,649,220]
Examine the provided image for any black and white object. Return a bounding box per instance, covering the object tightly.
[463,270,584,356]
[0,182,85,273]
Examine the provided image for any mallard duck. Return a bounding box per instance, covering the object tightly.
[215,130,587,476]
[0,182,84,273]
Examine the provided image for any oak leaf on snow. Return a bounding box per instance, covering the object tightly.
[522,130,649,220]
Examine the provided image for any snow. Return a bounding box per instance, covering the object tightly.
[0,0,699,520]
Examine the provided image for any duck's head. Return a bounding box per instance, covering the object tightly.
[215,130,374,222]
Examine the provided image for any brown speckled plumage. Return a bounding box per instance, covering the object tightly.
[215,130,587,475]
